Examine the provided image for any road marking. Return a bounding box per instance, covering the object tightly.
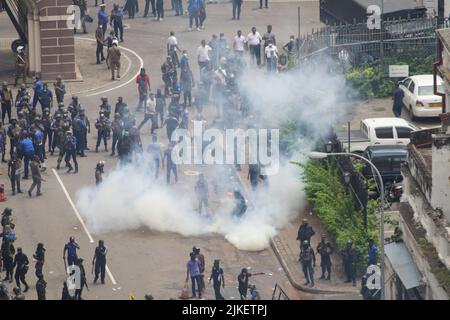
[73,37,144,97]
[52,169,118,285]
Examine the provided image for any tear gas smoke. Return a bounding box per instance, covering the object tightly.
[76,62,347,251]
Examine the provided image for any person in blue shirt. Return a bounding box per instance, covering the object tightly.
[198,0,206,29]
[20,136,35,179]
[63,237,80,267]
[98,4,109,36]
[31,125,44,163]
[37,83,53,113]
[188,0,199,31]
[110,4,124,42]
[64,131,78,173]
[368,239,378,266]
[32,74,43,110]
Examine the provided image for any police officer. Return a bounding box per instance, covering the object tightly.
[163,113,179,141]
[248,163,260,191]
[117,130,132,164]
[163,141,178,184]
[342,240,357,286]
[296,218,315,249]
[115,96,127,116]
[73,107,89,157]
[14,46,27,87]
[63,237,80,267]
[0,122,5,162]
[42,108,53,153]
[68,96,80,120]
[1,81,13,125]
[1,236,14,282]
[316,234,333,280]
[32,74,43,110]
[95,161,105,185]
[37,83,53,113]
[7,119,21,159]
[64,130,78,173]
[99,96,112,119]
[51,114,64,157]
[110,113,123,156]
[33,243,45,278]
[92,240,107,284]
[299,240,315,287]
[110,4,124,42]
[13,247,29,292]
[95,112,110,152]
[12,287,25,300]
[54,76,66,104]
[36,274,47,300]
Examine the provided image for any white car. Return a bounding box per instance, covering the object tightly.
[398,75,444,119]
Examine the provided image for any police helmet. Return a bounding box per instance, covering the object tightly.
[303,240,309,246]
[66,130,73,135]
[114,113,121,118]
[2,81,7,87]
[13,287,21,295]
[17,46,24,53]
[302,218,308,224]
[43,108,50,114]
[72,95,78,100]
[58,102,65,108]
[101,96,108,102]
[20,84,26,90]
[347,240,353,245]
[55,114,62,119]
[3,208,12,215]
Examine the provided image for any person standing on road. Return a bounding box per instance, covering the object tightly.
[188,0,200,32]
[13,247,29,292]
[144,0,156,18]
[299,240,316,287]
[54,76,66,104]
[180,65,195,108]
[316,234,333,280]
[264,40,278,73]
[95,161,105,185]
[20,135,34,180]
[110,4,124,42]
[262,25,276,65]
[342,240,357,286]
[14,46,27,87]
[156,0,164,20]
[392,84,404,117]
[163,141,178,184]
[28,156,43,197]
[167,32,182,68]
[32,74,43,110]
[195,173,209,215]
[1,81,13,125]
[64,130,79,173]
[36,274,47,300]
[209,259,225,300]
[96,24,106,64]
[33,243,45,279]
[232,0,242,20]
[63,237,80,268]
[282,35,298,70]
[237,268,252,300]
[197,40,212,75]
[74,258,88,300]
[108,40,121,81]
[136,68,151,112]
[155,89,166,126]
[186,252,202,299]
[296,218,315,249]
[98,4,109,36]
[92,240,107,284]
[192,247,205,294]
[245,27,262,67]
[95,112,110,152]
[110,113,123,156]
[147,134,163,179]
[198,0,206,29]
[8,154,22,195]
[233,30,245,65]
[37,83,53,113]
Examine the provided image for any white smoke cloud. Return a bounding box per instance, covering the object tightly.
[76,62,347,251]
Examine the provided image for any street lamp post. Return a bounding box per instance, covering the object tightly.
[308,151,385,300]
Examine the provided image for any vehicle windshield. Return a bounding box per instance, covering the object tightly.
[418,85,443,96]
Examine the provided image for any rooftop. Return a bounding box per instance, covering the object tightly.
[354,0,425,14]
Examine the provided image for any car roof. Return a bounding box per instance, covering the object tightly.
[363,117,413,127]
[366,145,408,156]
[408,74,443,86]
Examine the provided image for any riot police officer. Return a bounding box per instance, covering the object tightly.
[342,240,357,286]
[95,112,110,152]
[299,240,315,287]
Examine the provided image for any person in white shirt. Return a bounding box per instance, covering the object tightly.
[233,30,246,63]
[197,40,212,71]
[264,40,278,73]
[167,31,182,67]
[245,27,262,67]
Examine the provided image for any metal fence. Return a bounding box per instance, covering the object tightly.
[297,16,448,66]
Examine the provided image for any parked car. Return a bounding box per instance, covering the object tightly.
[336,118,419,153]
[398,75,444,119]
[362,145,408,183]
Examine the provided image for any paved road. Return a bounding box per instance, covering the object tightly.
[0,1,322,300]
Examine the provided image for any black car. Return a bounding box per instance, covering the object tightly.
[362,145,408,182]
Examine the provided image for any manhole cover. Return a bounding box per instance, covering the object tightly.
[184,170,200,176]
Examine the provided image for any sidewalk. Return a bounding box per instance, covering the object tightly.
[235,166,361,298]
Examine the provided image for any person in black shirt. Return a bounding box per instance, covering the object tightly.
[13,247,29,292]
[92,240,107,284]
[237,268,252,300]
[392,84,405,117]
[209,259,225,300]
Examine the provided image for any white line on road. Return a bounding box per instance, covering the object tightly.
[52,169,118,285]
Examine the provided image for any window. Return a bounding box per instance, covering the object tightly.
[361,122,368,137]
[418,85,444,96]
[408,81,415,94]
[391,156,407,171]
[396,127,413,139]
[372,159,392,173]
[402,78,412,89]
[375,127,394,139]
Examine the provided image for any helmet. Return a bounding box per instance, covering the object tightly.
[112,40,119,46]
[114,113,121,118]
[347,240,353,245]
[17,46,24,53]
[66,130,73,135]
[220,57,227,64]
[20,84,26,89]
[13,287,21,295]
[192,246,200,254]
[43,108,50,114]
[303,240,309,246]
[2,81,7,87]
[72,95,78,100]
[101,96,108,102]
[58,102,65,108]
[3,208,12,215]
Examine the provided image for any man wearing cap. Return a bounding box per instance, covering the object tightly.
[108,40,121,81]
[14,46,27,87]
[98,3,109,36]
[296,218,315,249]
